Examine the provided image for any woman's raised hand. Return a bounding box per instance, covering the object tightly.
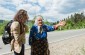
[58,21,66,26]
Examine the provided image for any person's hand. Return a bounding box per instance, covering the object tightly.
[53,21,66,29]
[58,21,66,26]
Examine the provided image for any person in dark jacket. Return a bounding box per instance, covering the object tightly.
[29,15,66,55]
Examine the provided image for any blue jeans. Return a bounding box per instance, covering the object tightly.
[14,44,24,55]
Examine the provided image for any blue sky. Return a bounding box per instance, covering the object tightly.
[0,0,85,22]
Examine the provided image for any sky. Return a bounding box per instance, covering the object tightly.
[0,0,85,22]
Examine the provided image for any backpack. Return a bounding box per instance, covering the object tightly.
[2,20,14,45]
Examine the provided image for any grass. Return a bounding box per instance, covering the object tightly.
[81,46,85,55]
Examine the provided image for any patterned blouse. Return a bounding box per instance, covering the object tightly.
[29,25,56,45]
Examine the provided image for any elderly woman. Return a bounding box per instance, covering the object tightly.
[11,9,29,55]
[29,15,66,55]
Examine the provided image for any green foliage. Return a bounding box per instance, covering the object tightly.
[0,12,85,35]
[44,20,51,25]
[0,20,8,35]
[60,12,85,30]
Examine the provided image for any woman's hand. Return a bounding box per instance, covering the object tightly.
[58,21,66,26]
[24,25,29,32]
[54,21,66,29]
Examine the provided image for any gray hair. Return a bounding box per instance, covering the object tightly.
[34,15,44,26]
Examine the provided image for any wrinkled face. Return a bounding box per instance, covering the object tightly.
[37,17,43,26]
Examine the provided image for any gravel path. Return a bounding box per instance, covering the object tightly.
[49,34,85,55]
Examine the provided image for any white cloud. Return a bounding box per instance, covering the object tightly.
[80,0,85,3]
[0,0,85,22]
[0,7,14,15]
[29,0,38,3]
[38,0,48,7]
[0,0,4,3]
[36,0,68,20]
[28,5,41,14]
[0,6,15,20]
[11,0,24,6]
[36,0,85,22]
[16,4,32,11]
[28,0,50,7]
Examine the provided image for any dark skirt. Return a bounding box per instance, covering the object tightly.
[31,38,50,55]
[14,44,24,55]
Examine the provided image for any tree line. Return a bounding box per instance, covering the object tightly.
[58,12,85,30]
[0,12,85,35]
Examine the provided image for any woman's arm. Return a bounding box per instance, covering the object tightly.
[11,21,20,41]
[10,21,20,50]
[54,21,66,29]
[46,21,66,32]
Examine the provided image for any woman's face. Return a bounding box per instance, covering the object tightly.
[22,18,28,24]
[37,17,43,26]
[19,10,28,23]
